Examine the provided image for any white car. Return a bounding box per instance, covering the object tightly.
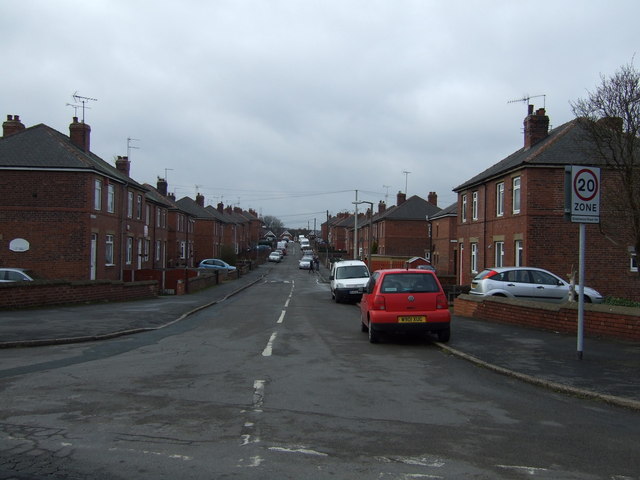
[330,260,370,303]
[299,255,313,269]
[470,266,604,303]
[268,251,282,263]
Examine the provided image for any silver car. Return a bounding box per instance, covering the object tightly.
[470,267,604,303]
[0,268,38,282]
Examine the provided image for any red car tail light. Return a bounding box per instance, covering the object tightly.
[372,295,386,310]
[436,293,448,309]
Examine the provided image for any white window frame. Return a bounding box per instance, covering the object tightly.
[471,243,478,274]
[105,234,114,265]
[126,237,133,264]
[515,240,523,267]
[496,182,504,217]
[472,191,478,220]
[495,241,504,267]
[107,184,115,213]
[631,251,638,272]
[136,195,142,220]
[155,240,161,262]
[127,192,134,218]
[513,176,521,214]
[94,179,102,211]
[179,241,186,259]
[462,195,467,223]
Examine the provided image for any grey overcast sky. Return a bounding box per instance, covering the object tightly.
[2,1,638,228]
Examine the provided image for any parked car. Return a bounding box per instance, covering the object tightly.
[268,251,282,263]
[198,259,237,272]
[469,266,604,303]
[330,260,370,303]
[416,264,437,274]
[0,268,38,282]
[299,255,313,270]
[360,269,451,343]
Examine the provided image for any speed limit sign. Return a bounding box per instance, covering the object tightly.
[570,166,600,223]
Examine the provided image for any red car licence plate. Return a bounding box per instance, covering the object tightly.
[398,316,426,323]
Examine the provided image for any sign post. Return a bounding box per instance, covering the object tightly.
[565,166,600,359]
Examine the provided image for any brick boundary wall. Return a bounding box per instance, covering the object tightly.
[0,280,159,310]
[453,294,640,342]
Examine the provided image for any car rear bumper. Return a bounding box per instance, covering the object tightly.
[368,310,450,333]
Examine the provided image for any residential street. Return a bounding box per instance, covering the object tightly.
[0,253,639,479]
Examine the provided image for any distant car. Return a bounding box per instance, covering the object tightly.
[0,268,38,283]
[198,259,237,272]
[299,255,313,270]
[469,266,604,303]
[416,264,437,274]
[268,251,282,263]
[360,269,451,343]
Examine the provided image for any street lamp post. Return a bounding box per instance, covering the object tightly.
[353,200,374,266]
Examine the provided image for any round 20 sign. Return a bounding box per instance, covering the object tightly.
[571,166,600,223]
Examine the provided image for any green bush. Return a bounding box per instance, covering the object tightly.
[603,297,640,308]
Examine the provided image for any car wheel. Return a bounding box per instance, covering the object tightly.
[334,292,341,303]
[368,322,379,343]
[437,328,451,343]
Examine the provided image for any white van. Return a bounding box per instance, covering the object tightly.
[329,260,370,303]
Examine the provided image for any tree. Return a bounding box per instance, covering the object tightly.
[262,215,284,234]
[571,60,640,270]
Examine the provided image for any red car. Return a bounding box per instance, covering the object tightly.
[359,269,451,343]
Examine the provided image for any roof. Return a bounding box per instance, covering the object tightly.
[374,195,441,222]
[453,119,606,191]
[176,197,218,220]
[428,201,457,220]
[0,123,145,189]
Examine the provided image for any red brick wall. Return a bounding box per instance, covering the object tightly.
[0,280,158,309]
[454,294,640,341]
[431,215,457,276]
[378,219,428,257]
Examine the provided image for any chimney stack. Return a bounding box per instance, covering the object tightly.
[427,191,438,206]
[217,202,224,213]
[69,117,91,152]
[397,191,406,206]
[115,156,130,176]
[523,106,549,150]
[196,193,205,207]
[2,114,25,137]
[157,177,168,196]
[378,201,386,213]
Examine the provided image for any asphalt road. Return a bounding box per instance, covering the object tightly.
[0,252,639,479]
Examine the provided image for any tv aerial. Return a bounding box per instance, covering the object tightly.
[71,92,97,122]
[507,94,546,110]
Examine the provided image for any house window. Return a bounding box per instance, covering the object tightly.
[136,195,142,219]
[126,237,133,264]
[107,184,115,213]
[145,205,150,226]
[472,191,478,220]
[156,207,161,227]
[496,182,504,217]
[179,241,186,259]
[144,239,150,261]
[515,240,523,266]
[462,195,467,223]
[631,250,638,272]
[94,179,102,210]
[127,192,134,218]
[495,241,504,267]
[155,240,161,262]
[471,243,478,274]
[513,176,521,214]
[105,235,114,265]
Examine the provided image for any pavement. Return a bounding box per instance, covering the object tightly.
[1,263,639,411]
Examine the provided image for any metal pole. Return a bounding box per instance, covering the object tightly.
[577,222,585,359]
[354,190,358,259]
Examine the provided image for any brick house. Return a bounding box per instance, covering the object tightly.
[357,192,442,259]
[427,201,458,276]
[453,105,640,300]
[0,114,166,281]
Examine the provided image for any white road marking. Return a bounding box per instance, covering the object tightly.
[262,332,277,356]
[269,446,328,457]
[496,464,548,474]
[277,310,286,324]
[252,379,265,408]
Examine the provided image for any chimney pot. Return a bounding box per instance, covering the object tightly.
[2,113,26,137]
